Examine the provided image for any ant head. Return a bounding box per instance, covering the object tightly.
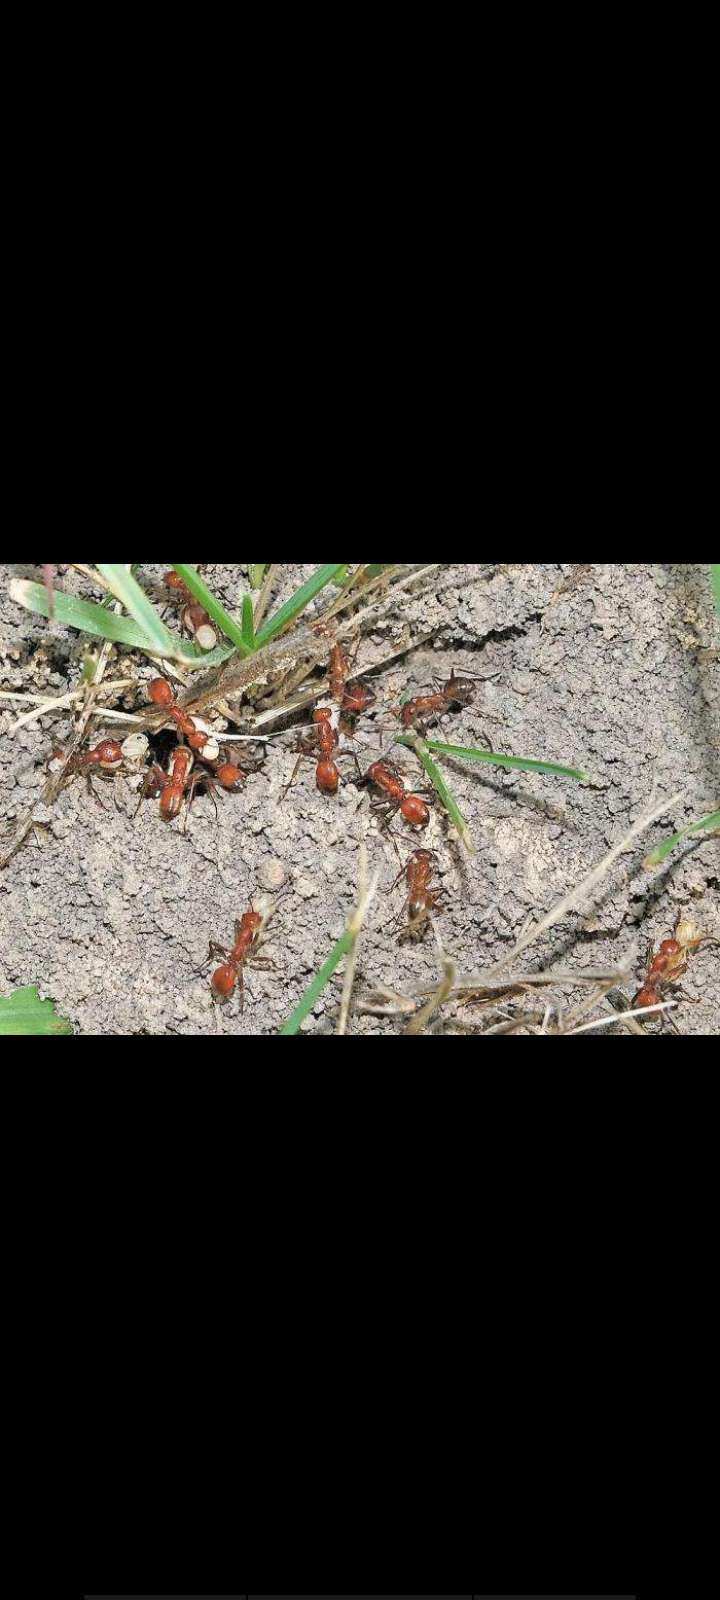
[148,677,175,708]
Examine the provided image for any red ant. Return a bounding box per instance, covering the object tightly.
[147,677,212,753]
[162,570,213,641]
[343,680,376,716]
[328,642,377,727]
[207,906,274,1007]
[399,669,477,732]
[138,741,262,827]
[282,642,376,799]
[49,738,125,806]
[388,848,446,937]
[284,706,355,797]
[633,915,716,1023]
[140,743,197,823]
[362,761,432,829]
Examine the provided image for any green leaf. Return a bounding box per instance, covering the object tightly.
[401,736,476,854]
[418,739,591,783]
[95,564,177,654]
[280,928,355,1035]
[644,808,720,868]
[11,579,163,650]
[242,594,255,649]
[256,563,349,645]
[0,986,73,1036]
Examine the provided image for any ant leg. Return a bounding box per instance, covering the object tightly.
[347,634,362,673]
[198,940,231,976]
[86,774,108,811]
[388,832,406,866]
[281,751,306,802]
[134,767,164,819]
[383,904,408,935]
[388,863,408,894]
[674,987,701,1005]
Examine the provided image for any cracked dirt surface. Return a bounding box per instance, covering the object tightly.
[0,562,718,1036]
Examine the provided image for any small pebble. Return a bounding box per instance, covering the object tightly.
[258,857,287,891]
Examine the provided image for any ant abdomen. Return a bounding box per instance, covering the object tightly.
[160,784,185,821]
[88,739,124,770]
[317,758,340,794]
[212,964,237,999]
[215,761,246,792]
[401,795,430,828]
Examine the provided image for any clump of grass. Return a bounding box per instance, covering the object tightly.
[10,562,357,668]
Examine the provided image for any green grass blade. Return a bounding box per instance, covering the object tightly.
[249,564,269,589]
[10,579,164,650]
[0,985,73,1036]
[242,594,255,649]
[644,808,720,868]
[402,736,476,854]
[95,564,177,654]
[256,563,349,645]
[418,739,591,783]
[170,564,252,656]
[712,564,720,615]
[280,928,354,1035]
[10,578,221,666]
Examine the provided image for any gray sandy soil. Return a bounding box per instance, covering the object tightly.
[0,563,718,1036]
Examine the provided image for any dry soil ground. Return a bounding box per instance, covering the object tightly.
[0,562,718,1036]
